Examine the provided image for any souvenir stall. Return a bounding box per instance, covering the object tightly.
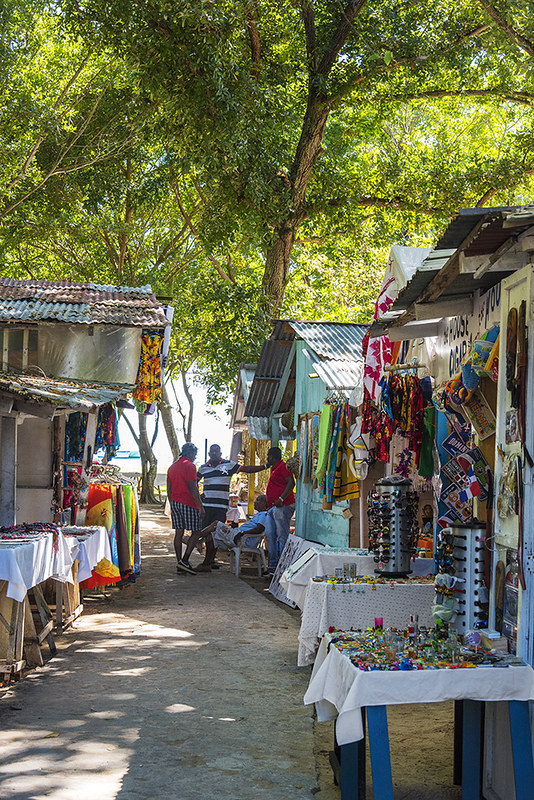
[0,279,170,682]
[304,208,534,800]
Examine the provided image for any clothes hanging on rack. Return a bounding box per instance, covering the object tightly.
[65,412,87,463]
[95,403,120,460]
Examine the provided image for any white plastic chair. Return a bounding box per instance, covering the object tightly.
[229,536,267,577]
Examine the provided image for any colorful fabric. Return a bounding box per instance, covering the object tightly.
[323,405,343,503]
[95,403,120,460]
[333,404,360,500]
[65,412,87,463]
[82,483,121,587]
[418,406,436,478]
[134,328,164,403]
[315,404,333,486]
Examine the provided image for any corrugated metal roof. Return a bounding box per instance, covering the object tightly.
[383,206,531,318]
[0,279,169,327]
[290,321,366,362]
[304,348,363,390]
[244,320,367,417]
[0,371,133,413]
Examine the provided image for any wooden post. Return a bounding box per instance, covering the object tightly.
[248,438,257,517]
[0,416,17,526]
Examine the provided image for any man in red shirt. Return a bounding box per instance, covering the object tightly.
[167,442,204,574]
[264,446,295,572]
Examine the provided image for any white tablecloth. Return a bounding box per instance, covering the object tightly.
[304,642,534,744]
[281,546,434,609]
[298,580,435,666]
[0,532,74,603]
[64,527,111,582]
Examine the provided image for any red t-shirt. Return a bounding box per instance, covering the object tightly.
[167,457,199,508]
[266,460,295,508]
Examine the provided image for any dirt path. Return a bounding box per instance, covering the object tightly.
[0,507,317,800]
[0,507,461,799]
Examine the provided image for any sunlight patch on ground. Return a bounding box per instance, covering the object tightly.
[164,702,196,713]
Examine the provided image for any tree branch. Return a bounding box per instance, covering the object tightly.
[331,24,491,104]
[245,3,261,78]
[316,0,368,77]
[477,0,534,59]
[475,165,534,207]
[300,1,317,72]
[381,88,534,106]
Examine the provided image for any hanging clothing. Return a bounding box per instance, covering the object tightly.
[134,328,164,403]
[418,406,436,478]
[333,404,360,500]
[95,403,120,460]
[315,404,333,486]
[65,412,87,463]
[81,483,121,588]
[323,405,343,503]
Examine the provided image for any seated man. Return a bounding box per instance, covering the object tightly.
[182,495,273,573]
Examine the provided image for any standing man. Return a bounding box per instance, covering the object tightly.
[264,446,295,572]
[196,443,267,570]
[167,442,204,575]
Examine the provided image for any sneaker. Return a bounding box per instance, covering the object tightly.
[195,564,212,572]
[176,559,197,575]
[210,562,221,570]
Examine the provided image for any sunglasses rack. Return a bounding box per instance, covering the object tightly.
[367,477,419,578]
[436,523,487,634]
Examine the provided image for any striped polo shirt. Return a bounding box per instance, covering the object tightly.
[197,459,241,510]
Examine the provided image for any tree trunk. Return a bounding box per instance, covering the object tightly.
[160,380,180,460]
[181,369,194,442]
[138,413,158,503]
[262,94,330,312]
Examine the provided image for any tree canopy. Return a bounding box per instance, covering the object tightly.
[2,0,534,399]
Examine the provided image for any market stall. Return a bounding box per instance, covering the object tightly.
[297,577,435,666]
[280,545,434,609]
[304,629,534,800]
[0,278,169,683]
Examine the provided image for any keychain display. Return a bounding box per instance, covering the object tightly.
[367,477,419,577]
[434,522,487,634]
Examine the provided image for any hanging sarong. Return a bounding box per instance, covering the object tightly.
[315,404,333,486]
[323,405,343,503]
[81,484,121,587]
[333,404,360,500]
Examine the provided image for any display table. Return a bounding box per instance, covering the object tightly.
[0,526,110,680]
[63,526,111,583]
[0,533,73,603]
[304,638,534,800]
[298,580,435,666]
[57,526,111,631]
[281,546,434,609]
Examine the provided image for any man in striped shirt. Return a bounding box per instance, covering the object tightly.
[195,443,266,571]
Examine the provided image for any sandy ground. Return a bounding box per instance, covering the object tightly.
[0,506,461,799]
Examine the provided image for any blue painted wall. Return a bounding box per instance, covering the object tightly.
[294,340,350,546]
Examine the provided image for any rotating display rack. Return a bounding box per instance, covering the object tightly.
[435,522,487,634]
[367,477,419,578]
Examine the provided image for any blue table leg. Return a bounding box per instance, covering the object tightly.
[367,705,394,800]
[462,699,483,799]
[340,740,361,800]
[509,700,534,800]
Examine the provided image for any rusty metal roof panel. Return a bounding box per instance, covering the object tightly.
[0,280,169,327]
[0,371,133,412]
